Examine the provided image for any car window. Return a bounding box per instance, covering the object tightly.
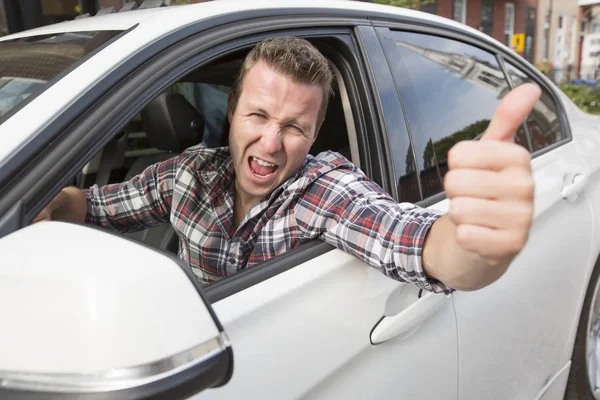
[76,80,231,191]
[504,62,564,152]
[0,31,122,119]
[378,31,510,198]
[75,39,357,264]
[171,82,229,148]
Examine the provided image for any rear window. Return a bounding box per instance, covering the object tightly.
[0,31,122,118]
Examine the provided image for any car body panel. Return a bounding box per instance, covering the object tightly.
[452,138,594,398]
[203,249,458,399]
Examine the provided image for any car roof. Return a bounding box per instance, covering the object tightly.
[0,0,501,49]
[0,0,508,169]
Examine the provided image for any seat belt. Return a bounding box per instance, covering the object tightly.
[95,138,118,187]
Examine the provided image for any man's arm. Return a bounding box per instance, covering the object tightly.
[296,156,451,293]
[33,156,179,231]
[422,83,539,291]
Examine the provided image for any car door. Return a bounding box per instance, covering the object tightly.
[0,11,458,400]
[192,24,458,400]
[375,23,595,399]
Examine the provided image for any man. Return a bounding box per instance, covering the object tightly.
[34,37,538,293]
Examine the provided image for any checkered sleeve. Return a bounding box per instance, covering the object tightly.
[83,156,179,233]
[296,164,451,294]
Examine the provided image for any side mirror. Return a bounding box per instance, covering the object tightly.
[0,222,232,399]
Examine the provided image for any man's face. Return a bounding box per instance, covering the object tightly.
[228,61,322,205]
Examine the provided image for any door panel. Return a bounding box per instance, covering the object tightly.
[453,142,593,399]
[373,23,594,399]
[198,249,458,399]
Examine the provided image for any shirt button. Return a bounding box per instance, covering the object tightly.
[229,257,236,265]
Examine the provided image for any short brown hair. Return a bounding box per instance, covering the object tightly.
[229,37,334,130]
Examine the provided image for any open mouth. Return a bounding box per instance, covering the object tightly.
[248,156,279,178]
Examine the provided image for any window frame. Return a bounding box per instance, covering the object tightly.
[199,30,380,301]
[359,25,421,203]
[370,21,572,204]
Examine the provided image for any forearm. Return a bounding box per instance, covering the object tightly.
[422,214,509,291]
[51,187,88,224]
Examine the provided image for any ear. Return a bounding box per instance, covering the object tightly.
[227,93,235,123]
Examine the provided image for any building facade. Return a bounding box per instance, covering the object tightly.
[535,0,580,83]
[410,0,584,83]
[1,0,96,35]
[405,0,538,63]
[97,0,209,10]
[578,1,600,79]
[0,0,212,37]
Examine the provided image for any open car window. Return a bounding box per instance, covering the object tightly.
[0,31,123,119]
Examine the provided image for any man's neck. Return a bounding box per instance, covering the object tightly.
[233,184,261,231]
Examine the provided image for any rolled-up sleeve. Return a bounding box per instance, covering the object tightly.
[295,166,451,294]
[83,156,178,233]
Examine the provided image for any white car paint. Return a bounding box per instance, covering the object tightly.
[203,250,457,399]
[0,221,220,373]
[0,0,525,170]
[0,2,598,399]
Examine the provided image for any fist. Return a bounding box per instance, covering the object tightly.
[32,206,53,223]
[444,83,541,266]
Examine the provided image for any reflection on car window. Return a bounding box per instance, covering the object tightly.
[505,63,564,152]
[0,31,122,119]
[380,31,510,198]
[0,77,45,117]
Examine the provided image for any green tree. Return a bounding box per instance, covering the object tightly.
[405,146,416,174]
[373,0,434,9]
[423,139,434,169]
[423,119,490,167]
[560,83,600,115]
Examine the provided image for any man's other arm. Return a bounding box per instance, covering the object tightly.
[33,186,87,224]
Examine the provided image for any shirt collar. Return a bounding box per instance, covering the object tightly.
[199,150,235,195]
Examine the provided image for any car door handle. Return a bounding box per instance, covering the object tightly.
[370,292,450,345]
[561,174,588,201]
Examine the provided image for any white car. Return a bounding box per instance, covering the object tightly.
[0,1,598,399]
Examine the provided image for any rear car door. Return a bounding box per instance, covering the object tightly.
[375,22,594,399]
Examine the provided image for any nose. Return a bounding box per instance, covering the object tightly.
[260,123,283,154]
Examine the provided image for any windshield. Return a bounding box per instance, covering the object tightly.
[0,31,122,118]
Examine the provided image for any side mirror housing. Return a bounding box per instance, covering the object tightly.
[0,222,232,399]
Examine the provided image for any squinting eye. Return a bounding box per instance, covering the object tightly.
[287,125,303,134]
[251,113,266,119]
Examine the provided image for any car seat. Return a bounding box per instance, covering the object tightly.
[124,92,204,254]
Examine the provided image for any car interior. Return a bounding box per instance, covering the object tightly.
[74,43,359,258]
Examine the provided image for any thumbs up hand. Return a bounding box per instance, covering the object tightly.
[423,83,541,291]
[446,83,540,265]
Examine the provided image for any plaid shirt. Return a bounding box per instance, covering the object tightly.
[84,146,449,293]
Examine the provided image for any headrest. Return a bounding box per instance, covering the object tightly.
[141,93,204,152]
